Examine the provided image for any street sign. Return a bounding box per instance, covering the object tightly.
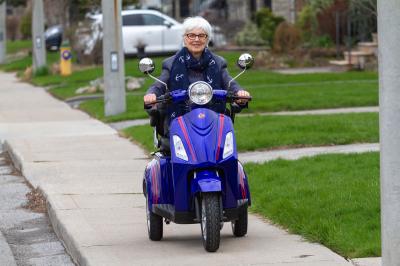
[35,36,42,49]
[111,52,118,72]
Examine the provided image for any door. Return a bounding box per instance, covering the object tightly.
[122,13,163,54]
[162,20,184,52]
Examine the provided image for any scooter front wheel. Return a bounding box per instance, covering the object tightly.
[146,195,163,241]
[200,193,221,252]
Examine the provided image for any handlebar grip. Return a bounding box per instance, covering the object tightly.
[143,94,171,109]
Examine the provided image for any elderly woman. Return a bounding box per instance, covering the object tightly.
[143,16,251,108]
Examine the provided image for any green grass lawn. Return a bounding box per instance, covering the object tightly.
[245,152,380,258]
[6,40,32,54]
[1,46,379,122]
[0,50,60,72]
[81,69,378,122]
[123,112,379,152]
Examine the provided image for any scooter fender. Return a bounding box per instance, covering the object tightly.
[191,170,221,195]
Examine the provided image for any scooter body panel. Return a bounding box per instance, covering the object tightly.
[144,108,251,224]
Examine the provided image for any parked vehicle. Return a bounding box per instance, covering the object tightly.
[140,53,253,252]
[86,9,226,56]
[45,25,63,51]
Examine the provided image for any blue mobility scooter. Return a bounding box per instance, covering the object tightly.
[140,54,253,252]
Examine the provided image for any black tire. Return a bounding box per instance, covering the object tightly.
[146,194,163,241]
[200,193,221,252]
[231,206,248,237]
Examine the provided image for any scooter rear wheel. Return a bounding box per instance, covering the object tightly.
[146,195,163,241]
[231,206,248,237]
[200,193,221,252]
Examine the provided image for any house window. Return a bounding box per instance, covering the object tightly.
[250,0,257,13]
[264,0,272,9]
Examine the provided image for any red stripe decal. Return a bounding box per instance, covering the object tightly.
[178,117,197,162]
[238,165,246,199]
[215,114,225,161]
[151,164,158,204]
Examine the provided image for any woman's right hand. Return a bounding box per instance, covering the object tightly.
[144,93,157,105]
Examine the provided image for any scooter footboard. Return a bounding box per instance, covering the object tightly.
[190,170,221,194]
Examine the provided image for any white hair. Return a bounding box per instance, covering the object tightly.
[182,16,212,41]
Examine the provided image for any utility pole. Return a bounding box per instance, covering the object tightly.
[101,0,126,116]
[32,0,46,71]
[378,0,400,265]
[0,0,6,64]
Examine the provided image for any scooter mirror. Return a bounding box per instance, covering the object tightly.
[139,58,155,74]
[237,53,254,70]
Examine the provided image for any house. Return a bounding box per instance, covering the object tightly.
[139,0,305,24]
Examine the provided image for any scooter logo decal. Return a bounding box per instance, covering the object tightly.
[198,113,205,119]
[175,74,184,81]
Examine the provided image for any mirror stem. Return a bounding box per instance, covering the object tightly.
[228,67,247,89]
[148,73,169,92]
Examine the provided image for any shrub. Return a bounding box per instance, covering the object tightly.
[6,16,20,41]
[273,22,302,53]
[234,22,266,46]
[310,35,333,48]
[297,5,316,43]
[253,8,285,46]
[20,9,32,39]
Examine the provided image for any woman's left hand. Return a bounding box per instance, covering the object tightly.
[235,90,251,105]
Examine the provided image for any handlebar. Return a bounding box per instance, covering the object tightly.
[144,90,251,109]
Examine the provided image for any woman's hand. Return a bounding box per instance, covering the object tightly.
[235,90,251,105]
[144,93,157,105]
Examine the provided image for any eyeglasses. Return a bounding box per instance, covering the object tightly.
[186,33,208,41]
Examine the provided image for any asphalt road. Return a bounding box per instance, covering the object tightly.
[0,150,75,266]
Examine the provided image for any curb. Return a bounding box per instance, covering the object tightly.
[3,141,84,265]
[3,141,23,173]
[0,230,17,266]
[47,198,86,266]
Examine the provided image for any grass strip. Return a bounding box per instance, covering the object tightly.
[123,112,379,153]
[6,40,32,54]
[1,45,378,120]
[245,152,380,258]
[81,76,378,123]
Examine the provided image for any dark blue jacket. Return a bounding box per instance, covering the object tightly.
[146,52,243,96]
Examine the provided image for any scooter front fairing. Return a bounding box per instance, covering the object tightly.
[144,107,250,224]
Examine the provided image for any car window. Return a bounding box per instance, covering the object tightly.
[123,14,144,26]
[142,14,165,26]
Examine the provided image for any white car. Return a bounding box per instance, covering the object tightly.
[90,9,183,55]
[87,9,226,56]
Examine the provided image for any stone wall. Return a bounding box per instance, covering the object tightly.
[227,0,249,22]
[272,0,293,23]
[272,0,305,24]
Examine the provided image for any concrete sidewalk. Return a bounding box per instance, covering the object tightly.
[0,72,354,265]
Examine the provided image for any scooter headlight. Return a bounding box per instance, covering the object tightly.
[188,81,213,105]
[222,132,234,159]
[173,135,188,161]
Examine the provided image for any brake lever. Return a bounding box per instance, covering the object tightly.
[143,94,172,109]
